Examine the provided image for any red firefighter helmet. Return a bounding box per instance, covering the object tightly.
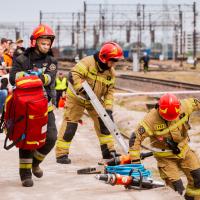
[158,93,181,121]
[99,42,124,63]
[30,24,55,47]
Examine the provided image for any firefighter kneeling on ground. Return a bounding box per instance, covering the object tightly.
[55,42,124,164]
[10,24,58,187]
[126,93,200,200]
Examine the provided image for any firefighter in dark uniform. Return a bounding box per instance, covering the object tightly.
[9,24,58,187]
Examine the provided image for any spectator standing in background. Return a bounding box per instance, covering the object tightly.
[55,72,68,108]
[140,52,150,72]
[13,38,25,62]
[1,38,9,52]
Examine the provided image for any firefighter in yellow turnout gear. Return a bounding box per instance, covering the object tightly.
[55,42,124,164]
[129,93,200,200]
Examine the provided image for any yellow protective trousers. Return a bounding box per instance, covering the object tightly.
[55,96,115,159]
[156,149,200,199]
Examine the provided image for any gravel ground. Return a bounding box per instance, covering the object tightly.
[0,108,185,200]
[1,69,200,199]
[116,70,200,100]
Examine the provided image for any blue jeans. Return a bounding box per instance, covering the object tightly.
[0,89,8,113]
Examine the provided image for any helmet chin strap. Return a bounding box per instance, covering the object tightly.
[94,52,109,71]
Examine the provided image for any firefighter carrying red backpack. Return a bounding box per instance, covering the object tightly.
[2,75,48,150]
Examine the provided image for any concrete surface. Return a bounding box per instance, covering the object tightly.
[0,108,185,200]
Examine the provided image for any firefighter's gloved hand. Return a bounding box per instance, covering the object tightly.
[106,109,114,121]
[166,138,181,155]
[29,70,43,76]
[78,87,90,100]
[106,157,120,166]
[171,147,181,154]
[110,151,121,158]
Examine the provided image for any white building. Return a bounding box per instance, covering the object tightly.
[185,32,200,53]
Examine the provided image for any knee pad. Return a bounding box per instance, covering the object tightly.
[98,117,110,135]
[63,122,78,141]
[172,179,185,195]
[184,194,194,200]
[191,168,200,188]
[129,132,136,147]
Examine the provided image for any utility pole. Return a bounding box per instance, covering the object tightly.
[99,4,101,42]
[15,28,20,40]
[149,13,155,48]
[56,25,60,51]
[137,4,142,60]
[142,4,145,30]
[83,1,87,51]
[183,31,186,60]
[102,15,105,40]
[39,11,42,24]
[162,0,169,60]
[72,13,75,46]
[76,12,81,54]
[174,25,178,61]
[179,5,183,67]
[126,21,131,43]
[99,4,105,43]
[193,1,197,69]
[93,25,99,49]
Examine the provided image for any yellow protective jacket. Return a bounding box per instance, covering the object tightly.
[55,77,67,90]
[67,55,115,110]
[129,98,200,160]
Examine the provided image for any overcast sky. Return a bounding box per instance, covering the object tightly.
[0,0,196,22]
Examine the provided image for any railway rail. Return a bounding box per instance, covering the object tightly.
[59,64,200,91]
[118,74,200,91]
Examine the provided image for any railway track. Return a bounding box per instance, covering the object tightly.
[59,65,200,91]
[118,74,200,90]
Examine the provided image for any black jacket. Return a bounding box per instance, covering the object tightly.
[10,47,57,105]
[13,46,26,63]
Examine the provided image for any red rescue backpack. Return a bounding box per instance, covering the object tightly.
[3,75,48,150]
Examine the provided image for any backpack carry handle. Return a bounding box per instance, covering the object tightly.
[4,133,25,150]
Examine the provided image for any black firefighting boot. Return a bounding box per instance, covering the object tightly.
[32,157,43,178]
[101,145,121,159]
[32,166,43,178]
[19,168,33,187]
[56,155,71,164]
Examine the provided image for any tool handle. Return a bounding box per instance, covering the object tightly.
[140,152,153,160]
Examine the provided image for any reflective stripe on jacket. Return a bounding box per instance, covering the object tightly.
[68,55,115,110]
[129,98,200,160]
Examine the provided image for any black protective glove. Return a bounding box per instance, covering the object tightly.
[106,109,113,121]
[78,87,90,100]
[166,138,181,154]
[110,150,121,159]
